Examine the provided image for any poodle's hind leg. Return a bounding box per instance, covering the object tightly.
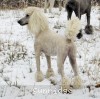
[57,54,70,92]
[45,55,55,78]
[68,46,82,89]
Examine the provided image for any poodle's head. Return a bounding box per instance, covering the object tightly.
[18,7,49,35]
[18,7,37,26]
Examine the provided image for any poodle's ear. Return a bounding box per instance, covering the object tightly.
[28,7,49,35]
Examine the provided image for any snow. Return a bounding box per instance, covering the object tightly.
[0,7,100,99]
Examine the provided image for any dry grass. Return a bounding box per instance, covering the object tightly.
[0,40,28,64]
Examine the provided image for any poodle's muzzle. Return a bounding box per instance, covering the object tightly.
[18,15,29,26]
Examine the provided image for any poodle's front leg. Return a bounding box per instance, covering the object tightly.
[45,55,54,78]
[34,45,44,82]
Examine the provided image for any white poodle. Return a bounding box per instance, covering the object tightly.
[18,7,82,92]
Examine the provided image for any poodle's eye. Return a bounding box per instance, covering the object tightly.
[26,14,29,17]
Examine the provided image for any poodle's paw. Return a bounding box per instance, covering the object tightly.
[58,69,64,76]
[61,77,70,93]
[46,68,55,78]
[35,71,44,82]
[72,76,82,89]
[49,76,57,85]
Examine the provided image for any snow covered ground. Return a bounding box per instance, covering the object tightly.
[0,7,100,99]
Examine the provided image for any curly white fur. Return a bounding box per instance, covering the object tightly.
[61,77,70,92]
[46,68,55,78]
[65,17,81,40]
[22,7,82,90]
[72,76,82,89]
[35,71,44,82]
[25,7,49,36]
[25,7,81,41]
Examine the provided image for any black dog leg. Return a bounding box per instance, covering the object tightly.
[85,25,93,34]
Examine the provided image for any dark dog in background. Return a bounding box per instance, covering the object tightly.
[66,0,93,39]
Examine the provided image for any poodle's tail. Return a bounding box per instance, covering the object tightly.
[65,16,81,41]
